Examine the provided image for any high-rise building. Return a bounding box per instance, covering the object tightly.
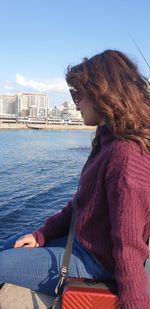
[59,101,82,121]
[17,93,29,117]
[18,93,48,118]
[51,106,60,118]
[0,95,18,116]
[0,93,48,119]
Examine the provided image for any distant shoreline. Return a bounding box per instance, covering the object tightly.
[0,123,96,131]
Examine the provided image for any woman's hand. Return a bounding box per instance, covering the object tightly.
[14,233,39,248]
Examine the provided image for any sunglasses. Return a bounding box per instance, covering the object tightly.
[69,89,83,110]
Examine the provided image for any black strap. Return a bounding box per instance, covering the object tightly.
[49,194,78,309]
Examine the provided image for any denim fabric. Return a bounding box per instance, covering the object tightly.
[145,258,150,294]
[0,231,112,295]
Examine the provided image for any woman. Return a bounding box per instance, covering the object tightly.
[0,50,150,308]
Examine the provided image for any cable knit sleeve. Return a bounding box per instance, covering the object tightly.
[105,141,150,309]
[32,197,73,246]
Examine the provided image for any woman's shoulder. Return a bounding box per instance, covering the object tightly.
[105,138,150,185]
[109,137,150,160]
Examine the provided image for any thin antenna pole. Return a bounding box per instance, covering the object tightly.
[129,34,150,70]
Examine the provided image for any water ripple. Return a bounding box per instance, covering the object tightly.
[0,129,92,249]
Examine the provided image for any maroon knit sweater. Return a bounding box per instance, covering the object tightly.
[33,124,150,308]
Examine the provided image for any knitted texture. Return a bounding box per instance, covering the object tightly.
[33,125,150,308]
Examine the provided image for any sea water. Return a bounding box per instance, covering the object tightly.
[0,129,94,249]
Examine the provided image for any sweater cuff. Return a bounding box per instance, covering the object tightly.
[32,229,46,247]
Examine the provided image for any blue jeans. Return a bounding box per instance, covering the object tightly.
[0,231,112,295]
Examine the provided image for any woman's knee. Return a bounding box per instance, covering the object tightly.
[0,249,14,277]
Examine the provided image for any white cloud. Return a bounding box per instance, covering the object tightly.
[15,74,68,92]
[4,85,13,90]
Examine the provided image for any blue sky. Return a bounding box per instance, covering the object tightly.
[0,0,150,106]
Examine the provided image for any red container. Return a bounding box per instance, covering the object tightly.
[61,278,120,309]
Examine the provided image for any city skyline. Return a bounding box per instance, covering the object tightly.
[0,1,150,106]
[0,92,81,123]
[0,91,74,109]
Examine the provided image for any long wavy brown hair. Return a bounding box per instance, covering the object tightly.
[66,50,150,153]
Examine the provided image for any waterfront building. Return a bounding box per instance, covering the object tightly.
[51,106,60,119]
[47,107,52,118]
[59,101,82,122]
[18,93,48,118]
[17,93,29,117]
[0,93,48,119]
[0,95,18,117]
[0,95,83,125]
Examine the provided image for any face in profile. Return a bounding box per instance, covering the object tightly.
[70,88,104,126]
[78,96,105,126]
